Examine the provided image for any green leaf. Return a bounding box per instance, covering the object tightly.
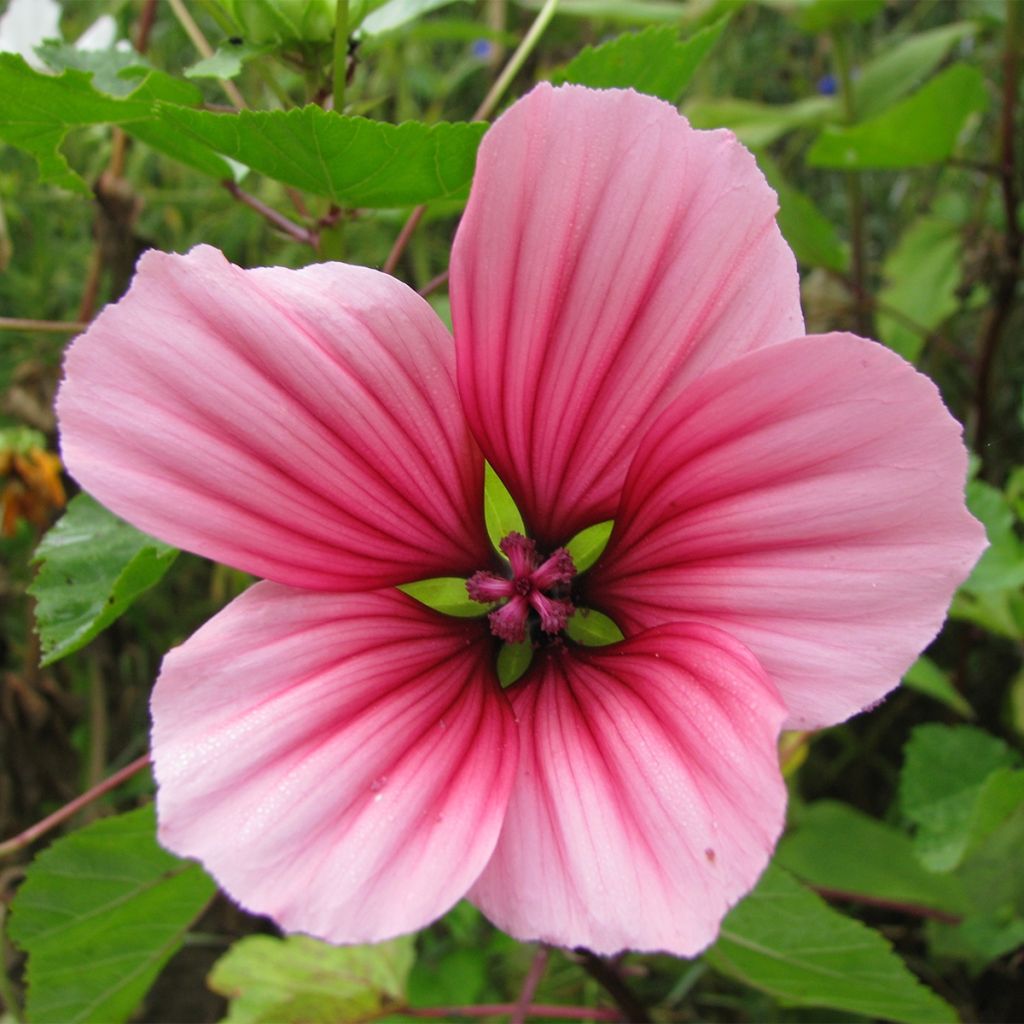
[558,17,729,103]
[397,576,485,617]
[807,63,988,169]
[7,806,216,1024]
[35,43,184,100]
[854,22,977,120]
[962,479,1024,592]
[484,462,526,553]
[707,864,957,1023]
[684,95,834,148]
[776,801,966,917]
[209,934,415,1024]
[759,155,848,271]
[877,216,962,362]
[900,723,1022,872]
[902,655,974,718]
[777,0,884,33]
[185,41,274,80]
[157,104,488,206]
[496,640,533,686]
[29,494,179,666]
[565,520,613,574]
[565,607,623,647]
[359,0,465,37]
[0,53,232,192]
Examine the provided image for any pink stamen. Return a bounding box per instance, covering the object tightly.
[488,595,531,644]
[530,591,574,635]
[469,532,577,643]
[500,532,538,578]
[467,571,516,602]
[530,548,575,590]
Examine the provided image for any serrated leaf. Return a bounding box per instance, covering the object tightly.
[0,53,232,192]
[707,864,957,1023]
[854,22,977,120]
[29,493,178,665]
[900,723,1022,872]
[559,17,729,103]
[776,801,966,917]
[877,215,962,362]
[398,576,485,617]
[157,104,488,206]
[759,155,848,271]
[484,462,525,553]
[7,805,216,1024]
[808,63,988,169]
[209,934,415,1024]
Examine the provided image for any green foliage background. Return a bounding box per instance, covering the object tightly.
[1,0,1023,1022]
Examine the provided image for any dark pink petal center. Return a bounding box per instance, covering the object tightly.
[466,532,576,644]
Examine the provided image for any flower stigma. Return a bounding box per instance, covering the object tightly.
[466,532,576,644]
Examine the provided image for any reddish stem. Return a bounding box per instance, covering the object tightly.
[407,1004,620,1021]
[0,754,151,858]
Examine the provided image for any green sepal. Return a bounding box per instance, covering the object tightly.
[565,520,613,573]
[497,641,533,686]
[397,577,486,618]
[565,607,624,647]
[484,462,526,555]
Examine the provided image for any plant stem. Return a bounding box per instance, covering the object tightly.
[0,754,150,859]
[831,28,872,338]
[167,0,248,110]
[575,949,651,1024]
[332,0,349,112]
[407,1004,619,1021]
[221,180,317,246]
[382,0,560,276]
[0,317,88,332]
[974,0,1021,465]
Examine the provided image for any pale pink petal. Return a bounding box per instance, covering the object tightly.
[152,583,517,943]
[451,83,803,548]
[58,245,489,590]
[470,623,786,956]
[590,333,986,730]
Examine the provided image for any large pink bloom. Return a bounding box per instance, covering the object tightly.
[56,84,984,955]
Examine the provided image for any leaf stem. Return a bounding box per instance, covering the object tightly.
[407,1004,620,1021]
[167,0,248,110]
[382,0,560,276]
[221,180,317,246]
[0,754,150,859]
[511,947,550,1024]
[333,0,349,112]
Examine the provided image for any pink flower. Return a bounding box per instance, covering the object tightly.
[56,84,985,956]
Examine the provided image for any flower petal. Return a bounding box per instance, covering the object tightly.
[470,623,786,956]
[152,583,517,944]
[590,333,986,729]
[58,245,489,589]
[451,83,803,547]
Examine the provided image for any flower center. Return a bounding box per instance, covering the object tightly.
[466,532,576,644]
